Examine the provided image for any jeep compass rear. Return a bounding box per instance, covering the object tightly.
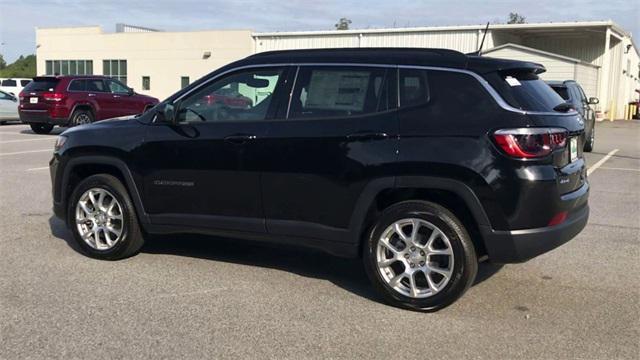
[49,48,588,311]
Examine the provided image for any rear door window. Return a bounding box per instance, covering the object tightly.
[87,80,107,92]
[288,66,389,119]
[23,79,59,92]
[20,80,31,87]
[484,70,565,112]
[399,69,430,107]
[68,79,87,91]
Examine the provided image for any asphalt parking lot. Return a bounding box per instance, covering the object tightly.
[1,121,638,359]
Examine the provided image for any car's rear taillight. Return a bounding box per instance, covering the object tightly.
[43,92,65,102]
[493,128,567,159]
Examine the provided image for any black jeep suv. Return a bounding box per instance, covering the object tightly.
[50,48,589,311]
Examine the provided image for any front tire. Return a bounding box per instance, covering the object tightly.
[363,200,478,311]
[67,174,145,260]
[30,123,53,134]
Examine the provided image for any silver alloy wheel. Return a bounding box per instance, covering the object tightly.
[75,113,91,125]
[376,218,454,298]
[75,188,124,250]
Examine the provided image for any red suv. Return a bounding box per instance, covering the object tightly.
[19,76,158,134]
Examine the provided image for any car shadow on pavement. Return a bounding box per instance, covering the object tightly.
[49,216,502,303]
[20,128,65,136]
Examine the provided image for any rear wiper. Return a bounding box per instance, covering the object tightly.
[553,102,574,112]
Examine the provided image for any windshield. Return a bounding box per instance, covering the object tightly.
[483,70,566,112]
[23,79,59,92]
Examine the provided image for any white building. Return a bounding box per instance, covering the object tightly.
[36,21,639,119]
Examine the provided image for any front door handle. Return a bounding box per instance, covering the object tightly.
[346,132,389,142]
[224,134,257,145]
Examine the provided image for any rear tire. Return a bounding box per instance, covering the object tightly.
[67,174,145,260]
[363,200,478,312]
[71,109,94,126]
[30,123,53,134]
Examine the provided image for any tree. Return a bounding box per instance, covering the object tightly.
[0,55,37,78]
[507,12,526,24]
[335,18,352,30]
[0,54,6,70]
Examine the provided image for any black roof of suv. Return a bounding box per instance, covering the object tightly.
[246,47,545,74]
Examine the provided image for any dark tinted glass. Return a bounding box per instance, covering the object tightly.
[20,80,31,86]
[484,70,565,112]
[399,69,430,107]
[289,66,388,119]
[24,79,59,92]
[68,79,87,91]
[1,80,17,86]
[178,68,283,123]
[551,86,570,100]
[87,80,107,92]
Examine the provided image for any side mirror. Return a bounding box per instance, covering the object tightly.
[155,103,176,124]
[588,97,599,105]
[127,87,135,96]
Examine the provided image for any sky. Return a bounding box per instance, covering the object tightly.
[0,0,639,63]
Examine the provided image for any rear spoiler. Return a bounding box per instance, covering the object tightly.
[466,56,546,75]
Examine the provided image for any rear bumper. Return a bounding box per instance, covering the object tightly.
[19,110,66,125]
[481,182,589,263]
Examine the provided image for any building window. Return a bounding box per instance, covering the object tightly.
[181,76,190,89]
[103,59,127,85]
[45,60,93,75]
[142,76,150,90]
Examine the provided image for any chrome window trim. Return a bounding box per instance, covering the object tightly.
[172,62,576,117]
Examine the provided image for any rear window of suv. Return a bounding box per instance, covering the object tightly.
[23,79,59,92]
[484,70,565,112]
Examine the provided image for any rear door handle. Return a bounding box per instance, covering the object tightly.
[346,132,389,142]
[224,134,257,145]
[88,93,96,97]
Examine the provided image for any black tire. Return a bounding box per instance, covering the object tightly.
[30,123,54,134]
[0,120,6,125]
[363,200,478,312]
[71,109,94,126]
[583,126,594,152]
[67,174,145,260]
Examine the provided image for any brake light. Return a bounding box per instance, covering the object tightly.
[43,92,65,102]
[493,128,567,159]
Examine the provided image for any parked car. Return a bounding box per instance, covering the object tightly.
[19,76,159,134]
[0,78,31,96]
[0,90,19,124]
[546,80,598,152]
[50,48,589,311]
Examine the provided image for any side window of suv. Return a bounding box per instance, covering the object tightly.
[399,69,430,107]
[68,80,87,91]
[288,66,389,119]
[177,67,284,123]
[107,79,130,94]
[87,80,107,92]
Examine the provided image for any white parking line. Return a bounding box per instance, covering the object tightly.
[0,149,51,156]
[598,166,640,172]
[587,149,619,176]
[0,138,56,144]
[26,166,50,171]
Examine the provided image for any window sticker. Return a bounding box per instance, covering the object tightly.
[305,70,370,112]
[505,76,521,87]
